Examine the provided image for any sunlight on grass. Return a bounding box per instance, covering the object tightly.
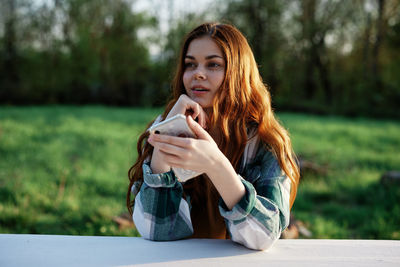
[0,106,399,239]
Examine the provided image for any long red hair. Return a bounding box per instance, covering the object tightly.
[127,22,300,214]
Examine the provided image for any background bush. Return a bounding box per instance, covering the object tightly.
[1,0,399,118]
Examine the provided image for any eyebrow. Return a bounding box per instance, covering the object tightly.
[185,55,223,60]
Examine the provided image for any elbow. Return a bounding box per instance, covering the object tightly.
[132,207,170,241]
[233,228,280,251]
[249,233,280,251]
[132,199,193,241]
[228,217,282,251]
[132,201,151,240]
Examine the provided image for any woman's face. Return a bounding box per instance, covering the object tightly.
[183,36,225,110]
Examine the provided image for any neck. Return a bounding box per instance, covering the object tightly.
[204,107,212,117]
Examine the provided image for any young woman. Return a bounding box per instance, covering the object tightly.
[127,22,300,250]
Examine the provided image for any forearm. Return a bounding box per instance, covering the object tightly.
[150,147,170,174]
[207,156,246,210]
[219,177,291,250]
[213,144,291,250]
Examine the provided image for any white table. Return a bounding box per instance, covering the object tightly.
[0,234,399,267]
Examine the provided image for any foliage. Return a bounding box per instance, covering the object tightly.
[222,0,400,118]
[147,13,210,107]
[0,0,156,106]
[0,106,399,239]
[0,0,400,117]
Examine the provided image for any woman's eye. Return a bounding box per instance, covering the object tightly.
[184,62,196,69]
[208,62,221,68]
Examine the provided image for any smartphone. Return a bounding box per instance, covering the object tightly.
[148,114,196,138]
[148,114,201,182]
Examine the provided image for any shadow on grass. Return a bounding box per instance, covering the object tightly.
[294,178,400,239]
[0,106,161,126]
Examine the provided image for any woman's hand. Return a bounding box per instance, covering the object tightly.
[166,94,208,129]
[150,94,208,174]
[148,115,246,210]
[148,115,222,175]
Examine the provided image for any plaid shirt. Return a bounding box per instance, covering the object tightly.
[132,131,291,250]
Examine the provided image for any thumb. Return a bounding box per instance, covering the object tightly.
[187,115,212,141]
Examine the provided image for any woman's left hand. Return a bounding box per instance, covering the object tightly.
[147,115,224,175]
[148,115,246,210]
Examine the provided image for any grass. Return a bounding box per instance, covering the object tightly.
[0,106,161,237]
[279,113,400,239]
[0,106,399,239]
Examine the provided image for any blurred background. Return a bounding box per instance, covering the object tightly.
[0,0,399,239]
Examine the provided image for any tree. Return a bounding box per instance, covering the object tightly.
[60,0,156,105]
[0,0,19,103]
[223,0,285,96]
[0,0,157,105]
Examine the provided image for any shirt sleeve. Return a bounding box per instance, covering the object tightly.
[218,145,291,250]
[132,163,194,241]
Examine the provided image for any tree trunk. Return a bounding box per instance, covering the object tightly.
[0,0,19,103]
[301,0,317,100]
[315,36,332,105]
[371,0,386,94]
[248,0,264,62]
[363,13,372,81]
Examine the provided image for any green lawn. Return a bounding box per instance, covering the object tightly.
[0,106,399,239]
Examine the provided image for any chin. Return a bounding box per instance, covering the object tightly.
[190,97,211,108]
[197,100,212,109]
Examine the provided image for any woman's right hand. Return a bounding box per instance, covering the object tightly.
[150,94,208,174]
[165,94,208,129]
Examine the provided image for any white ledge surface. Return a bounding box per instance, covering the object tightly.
[0,234,399,267]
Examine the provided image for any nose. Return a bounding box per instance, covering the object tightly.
[194,67,206,80]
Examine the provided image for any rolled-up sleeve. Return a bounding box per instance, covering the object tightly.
[132,163,194,241]
[219,148,291,250]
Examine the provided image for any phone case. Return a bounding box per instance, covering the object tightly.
[148,114,202,182]
[148,114,195,138]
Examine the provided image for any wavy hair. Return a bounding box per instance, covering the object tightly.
[127,22,300,214]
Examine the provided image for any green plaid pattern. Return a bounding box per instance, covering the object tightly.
[132,141,291,250]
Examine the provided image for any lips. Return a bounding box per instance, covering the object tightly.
[191,85,210,92]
